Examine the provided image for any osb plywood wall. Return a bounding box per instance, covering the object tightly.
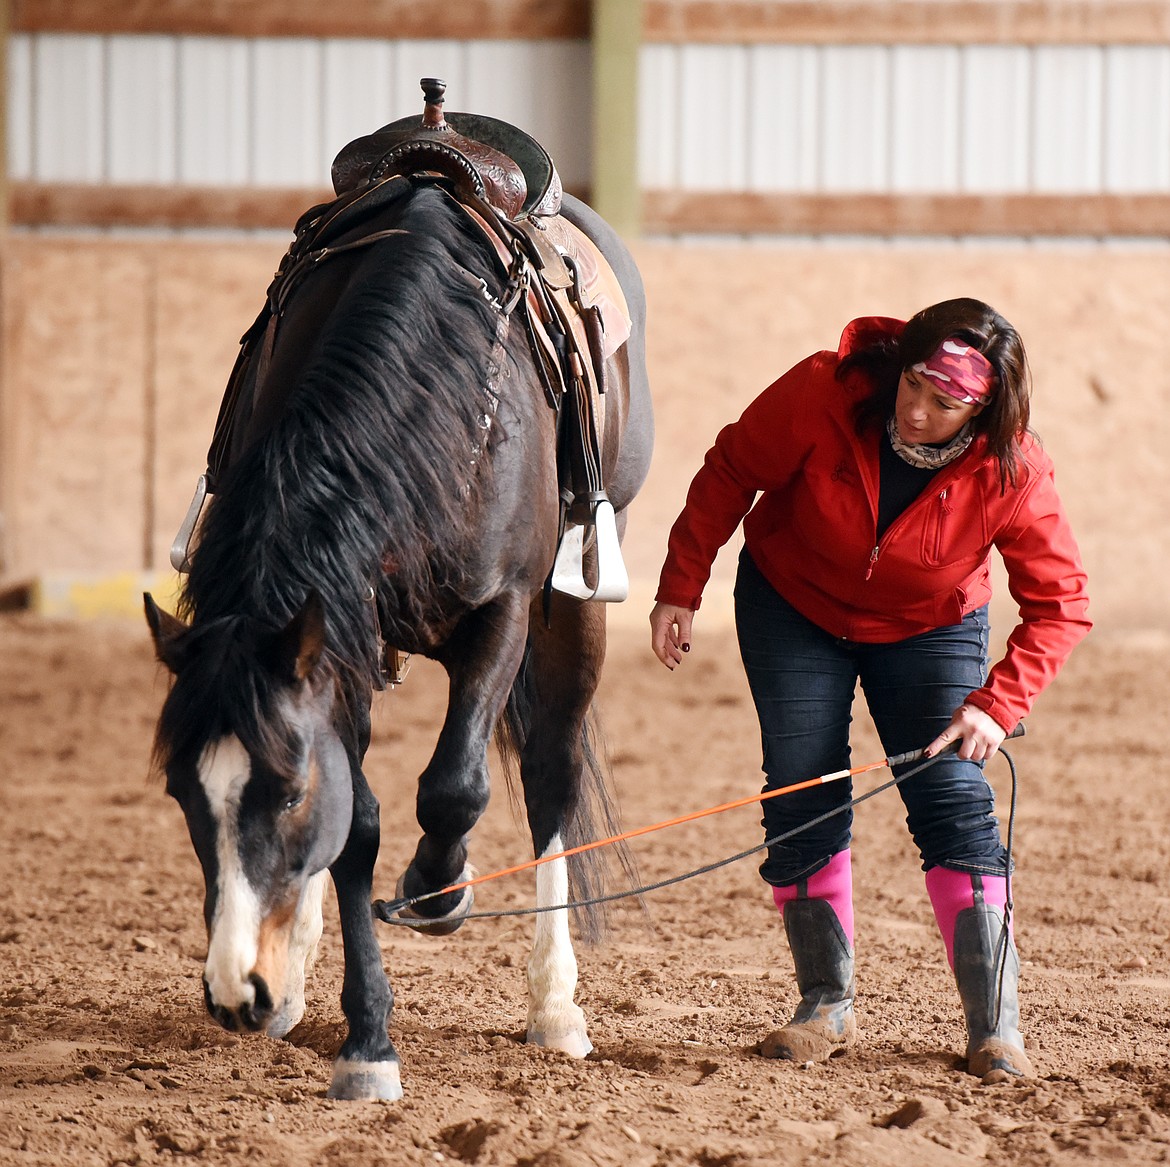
[2,237,1166,633]
[0,238,284,578]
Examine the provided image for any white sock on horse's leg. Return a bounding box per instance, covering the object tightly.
[526,836,591,1057]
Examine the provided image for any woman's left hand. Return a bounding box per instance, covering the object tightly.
[924,704,1007,762]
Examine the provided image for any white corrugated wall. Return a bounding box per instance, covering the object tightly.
[6,34,593,192]
[8,33,1170,235]
[637,42,1170,195]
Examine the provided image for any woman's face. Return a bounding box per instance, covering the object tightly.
[894,367,984,445]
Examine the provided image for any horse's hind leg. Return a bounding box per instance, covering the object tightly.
[515,595,610,1057]
[398,594,530,927]
[528,836,589,1056]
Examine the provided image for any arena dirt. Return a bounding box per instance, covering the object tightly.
[1,613,1167,1166]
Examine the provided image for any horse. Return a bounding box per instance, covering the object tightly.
[144,145,653,1100]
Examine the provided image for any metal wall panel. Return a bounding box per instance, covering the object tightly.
[534,41,592,191]
[819,47,890,190]
[637,40,1170,198]
[464,40,591,188]
[1032,46,1104,191]
[7,35,33,179]
[890,46,961,191]
[1103,46,1170,191]
[9,32,1170,204]
[107,36,178,182]
[678,45,749,190]
[638,44,680,187]
[30,34,105,181]
[959,46,1031,191]
[747,46,819,191]
[251,38,325,186]
[176,38,250,185]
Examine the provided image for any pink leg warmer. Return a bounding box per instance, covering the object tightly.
[772,849,854,947]
[925,866,1009,970]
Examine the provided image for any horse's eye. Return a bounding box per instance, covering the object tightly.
[282,789,307,813]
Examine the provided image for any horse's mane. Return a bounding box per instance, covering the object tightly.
[180,184,506,691]
[154,613,307,778]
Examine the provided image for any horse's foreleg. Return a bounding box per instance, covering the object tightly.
[399,595,529,927]
[328,766,401,1101]
[520,596,607,1057]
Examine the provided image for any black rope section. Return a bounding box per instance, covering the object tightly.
[992,748,1019,1028]
[374,745,1020,928]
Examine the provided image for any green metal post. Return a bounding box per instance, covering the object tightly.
[590,0,641,237]
[0,0,7,235]
[0,0,9,579]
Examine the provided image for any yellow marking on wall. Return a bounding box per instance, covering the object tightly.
[28,572,184,619]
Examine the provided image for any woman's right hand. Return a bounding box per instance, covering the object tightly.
[649,603,695,670]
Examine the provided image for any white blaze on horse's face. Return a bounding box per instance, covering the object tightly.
[200,737,263,1018]
[198,733,326,1038]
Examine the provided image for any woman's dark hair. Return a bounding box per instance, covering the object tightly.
[842,297,1031,489]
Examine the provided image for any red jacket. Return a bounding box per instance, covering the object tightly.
[656,317,1091,731]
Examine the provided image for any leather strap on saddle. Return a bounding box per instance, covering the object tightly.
[438,188,631,605]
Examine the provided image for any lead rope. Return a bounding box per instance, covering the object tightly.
[373,742,1020,927]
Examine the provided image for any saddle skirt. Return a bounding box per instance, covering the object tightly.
[541,215,632,362]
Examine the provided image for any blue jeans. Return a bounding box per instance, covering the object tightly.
[733,550,1008,886]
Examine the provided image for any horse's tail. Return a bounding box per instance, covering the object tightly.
[494,638,640,943]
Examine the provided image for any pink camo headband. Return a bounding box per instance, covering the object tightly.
[911,338,996,405]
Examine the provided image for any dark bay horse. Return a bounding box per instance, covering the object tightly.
[145,174,652,1100]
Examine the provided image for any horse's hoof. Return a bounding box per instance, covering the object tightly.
[327,1057,403,1101]
[527,1026,593,1058]
[392,866,475,936]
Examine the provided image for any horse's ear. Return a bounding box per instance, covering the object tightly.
[144,593,190,673]
[278,591,327,683]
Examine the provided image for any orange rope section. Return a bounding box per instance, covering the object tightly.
[430,756,893,901]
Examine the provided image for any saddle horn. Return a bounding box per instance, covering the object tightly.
[420,78,448,130]
[330,78,531,219]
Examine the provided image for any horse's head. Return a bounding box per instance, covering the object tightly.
[144,592,354,1037]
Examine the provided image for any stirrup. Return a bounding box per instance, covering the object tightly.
[550,498,628,603]
[170,474,209,573]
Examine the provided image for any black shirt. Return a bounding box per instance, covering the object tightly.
[876,429,940,541]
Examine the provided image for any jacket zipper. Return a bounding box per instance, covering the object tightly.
[934,487,952,561]
[864,485,953,581]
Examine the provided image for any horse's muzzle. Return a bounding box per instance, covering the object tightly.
[203,972,275,1033]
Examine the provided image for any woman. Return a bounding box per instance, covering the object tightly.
[650,299,1090,1082]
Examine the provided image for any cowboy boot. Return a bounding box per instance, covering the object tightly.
[760,850,857,1062]
[927,867,1033,1081]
